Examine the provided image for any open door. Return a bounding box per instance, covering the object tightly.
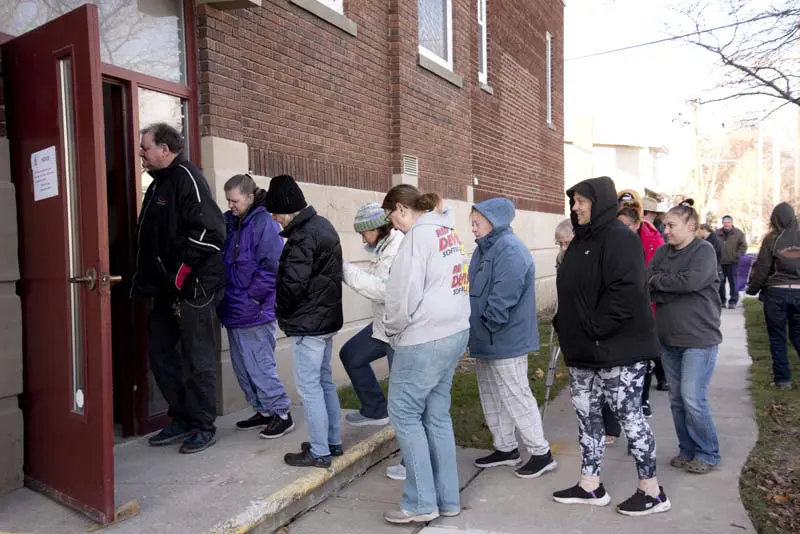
[3,4,115,524]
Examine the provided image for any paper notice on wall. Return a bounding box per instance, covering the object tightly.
[31,146,59,202]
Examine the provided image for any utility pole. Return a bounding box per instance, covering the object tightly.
[773,123,782,208]
[692,98,702,213]
[795,105,800,205]
[757,123,764,229]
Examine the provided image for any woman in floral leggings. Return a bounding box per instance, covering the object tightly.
[553,177,670,517]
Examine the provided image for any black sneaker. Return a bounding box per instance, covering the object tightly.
[553,483,611,506]
[259,413,295,439]
[148,421,193,446]
[179,430,216,454]
[514,451,558,478]
[236,412,273,431]
[656,381,669,391]
[642,402,653,418]
[284,449,331,468]
[728,302,736,309]
[301,441,344,457]
[473,449,522,468]
[616,487,671,516]
[515,451,558,479]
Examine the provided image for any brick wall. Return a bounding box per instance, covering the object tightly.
[197,0,564,212]
[471,0,564,213]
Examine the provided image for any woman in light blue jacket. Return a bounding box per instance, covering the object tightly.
[468,198,556,479]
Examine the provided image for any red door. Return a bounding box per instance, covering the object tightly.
[3,5,115,524]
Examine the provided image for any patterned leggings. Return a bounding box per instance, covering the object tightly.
[569,363,657,479]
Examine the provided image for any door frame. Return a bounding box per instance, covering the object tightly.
[96,0,200,435]
[1,0,200,438]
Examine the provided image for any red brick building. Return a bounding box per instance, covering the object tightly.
[0,0,563,522]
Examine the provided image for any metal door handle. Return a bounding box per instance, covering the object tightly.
[69,268,97,291]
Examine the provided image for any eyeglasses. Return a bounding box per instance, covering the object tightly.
[555,240,571,249]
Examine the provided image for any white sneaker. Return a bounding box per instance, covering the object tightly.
[386,463,407,480]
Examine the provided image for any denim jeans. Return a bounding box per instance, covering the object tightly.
[719,264,739,305]
[291,334,342,458]
[388,329,469,515]
[763,287,800,385]
[339,323,394,419]
[228,321,291,417]
[660,345,721,466]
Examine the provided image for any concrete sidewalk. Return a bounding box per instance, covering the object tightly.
[287,307,757,533]
[0,405,396,534]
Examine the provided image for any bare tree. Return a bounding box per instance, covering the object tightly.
[675,0,800,119]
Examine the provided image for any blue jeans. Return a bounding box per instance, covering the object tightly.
[719,264,739,305]
[388,329,469,515]
[291,335,342,458]
[228,321,291,416]
[763,287,800,385]
[660,345,721,466]
[340,323,394,419]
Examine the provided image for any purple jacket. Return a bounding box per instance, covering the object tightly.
[218,206,283,328]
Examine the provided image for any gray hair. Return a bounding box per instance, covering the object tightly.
[224,174,257,195]
[554,218,573,239]
[140,122,183,154]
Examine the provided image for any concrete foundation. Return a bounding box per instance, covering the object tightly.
[0,136,23,496]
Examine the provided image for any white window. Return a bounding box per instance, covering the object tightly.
[546,32,553,124]
[418,0,453,70]
[317,0,343,14]
[477,0,488,83]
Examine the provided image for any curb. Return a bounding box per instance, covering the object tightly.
[204,425,397,534]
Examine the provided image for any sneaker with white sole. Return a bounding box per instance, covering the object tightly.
[385,463,406,480]
[439,509,460,517]
[383,508,439,524]
[616,487,671,516]
[553,483,611,506]
[515,451,557,478]
[345,411,390,427]
[473,448,522,468]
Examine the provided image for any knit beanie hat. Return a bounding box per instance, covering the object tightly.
[353,202,389,233]
[265,174,307,215]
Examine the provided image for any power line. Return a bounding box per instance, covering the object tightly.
[565,10,791,61]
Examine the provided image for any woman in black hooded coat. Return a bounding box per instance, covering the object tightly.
[552,176,670,517]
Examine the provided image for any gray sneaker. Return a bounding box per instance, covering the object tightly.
[383,508,439,524]
[345,411,390,427]
[385,463,406,480]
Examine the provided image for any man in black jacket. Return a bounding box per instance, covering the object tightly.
[132,123,226,454]
[553,176,670,516]
[265,175,344,468]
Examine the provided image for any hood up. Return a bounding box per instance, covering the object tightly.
[473,197,515,230]
[771,202,797,232]
[566,176,619,237]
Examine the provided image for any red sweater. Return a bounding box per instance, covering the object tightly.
[639,221,665,315]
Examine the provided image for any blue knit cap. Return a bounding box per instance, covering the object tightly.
[353,202,389,233]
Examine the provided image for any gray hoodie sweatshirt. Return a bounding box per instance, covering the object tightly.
[384,209,471,347]
[648,238,722,347]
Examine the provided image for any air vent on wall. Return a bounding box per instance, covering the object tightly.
[402,155,419,177]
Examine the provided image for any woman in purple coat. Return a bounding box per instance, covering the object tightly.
[218,174,294,440]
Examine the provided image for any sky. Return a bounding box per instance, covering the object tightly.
[563,0,799,193]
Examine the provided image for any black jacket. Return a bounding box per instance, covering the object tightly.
[132,157,226,300]
[276,206,343,336]
[705,231,723,268]
[554,176,660,369]
[747,202,800,295]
